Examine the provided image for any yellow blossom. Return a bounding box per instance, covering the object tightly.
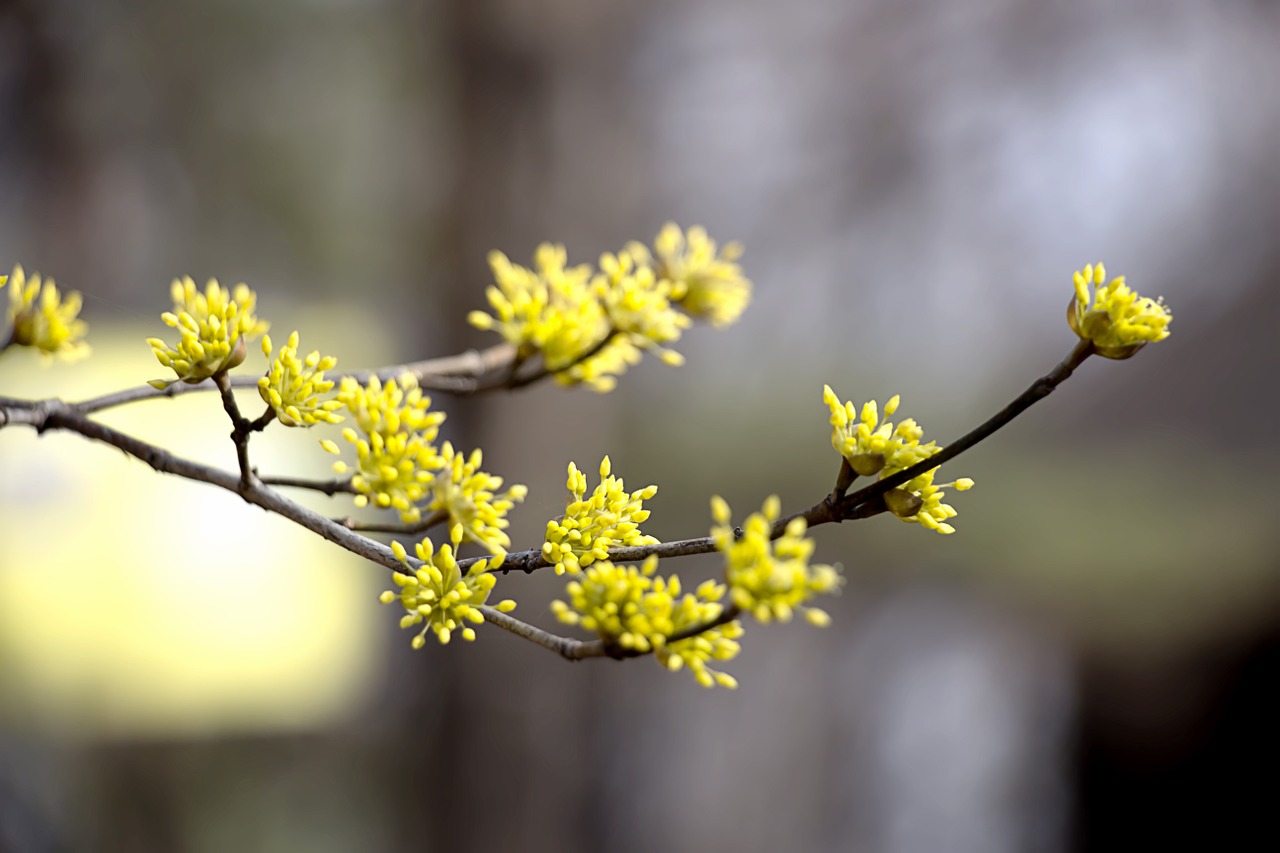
[655,578,743,689]
[595,249,690,365]
[323,374,445,522]
[426,441,528,556]
[711,495,840,624]
[542,456,658,574]
[551,556,672,652]
[257,331,343,427]
[630,223,752,327]
[339,373,444,439]
[823,385,940,476]
[146,277,268,386]
[469,244,623,390]
[882,468,974,535]
[555,336,643,393]
[2,265,90,360]
[1069,263,1171,358]
[381,534,514,647]
[822,386,974,534]
[550,556,742,687]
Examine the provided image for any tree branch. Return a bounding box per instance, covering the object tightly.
[336,509,449,534]
[0,337,1099,668]
[72,342,520,415]
[12,401,404,570]
[0,401,734,666]
[258,476,358,495]
[493,328,621,392]
[476,606,608,660]
[837,339,1094,517]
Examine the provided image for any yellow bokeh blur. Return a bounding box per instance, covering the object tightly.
[0,326,384,739]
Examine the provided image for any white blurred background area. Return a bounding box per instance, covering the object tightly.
[2,1,1279,851]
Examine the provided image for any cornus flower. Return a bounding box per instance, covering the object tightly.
[822,386,974,533]
[823,386,939,477]
[712,495,840,625]
[552,555,747,686]
[2,265,89,360]
[469,244,622,390]
[551,556,672,652]
[147,277,268,386]
[595,249,690,365]
[1069,263,1172,358]
[339,373,445,439]
[629,223,752,327]
[556,336,643,393]
[655,579,743,689]
[551,557,743,688]
[426,441,528,556]
[382,535,514,647]
[469,230,749,392]
[321,374,445,522]
[882,467,974,535]
[543,456,658,575]
[257,331,343,427]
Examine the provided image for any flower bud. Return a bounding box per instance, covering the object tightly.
[851,452,886,477]
[10,306,37,347]
[884,487,923,519]
[223,333,249,372]
[1067,299,1145,360]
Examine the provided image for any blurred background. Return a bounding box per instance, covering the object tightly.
[2,0,1279,850]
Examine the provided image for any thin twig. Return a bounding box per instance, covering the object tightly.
[337,509,449,535]
[831,457,855,501]
[72,343,519,415]
[259,475,358,495]
[476,606,607,660]
[467,340,1096,574]
[665,604,742,645]
[248,408,276,433]
[215,373,255,488]
[496,328,621,392]
[837,339,1095,517]
[19,402,400,568]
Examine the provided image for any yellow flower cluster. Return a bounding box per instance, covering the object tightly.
[322,375,446,522]
[382,534,514,647]
[147,277,268,386]
[883,468,974,535]
[630,223,752,327]
[470,244,613,384]
[2,265,89,360]
[823,386,973,534]
[257,331,344,427]
[543,457,658,575]
[655,580,744,689]
[426,441,528,556]
[595,249,690,367]
[551,557,671,652]
[468,224,751,392]
[712,495,840,624]
[823,386,939,477]
[1069,263,1172,358]
[550,555,742,688]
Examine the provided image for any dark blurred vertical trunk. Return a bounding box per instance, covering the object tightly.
[0,0,95,282]
[385,3,591,852]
